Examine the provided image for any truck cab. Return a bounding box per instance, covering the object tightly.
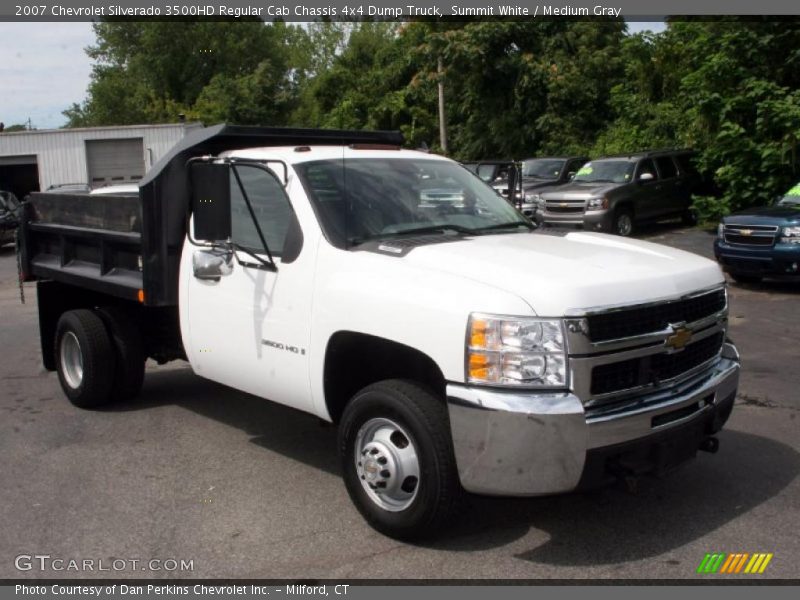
[19,126,739,540]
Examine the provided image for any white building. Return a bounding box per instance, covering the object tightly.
[0,122,202,198]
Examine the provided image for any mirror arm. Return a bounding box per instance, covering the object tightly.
[229,241,277,272]
[230,164,277,269]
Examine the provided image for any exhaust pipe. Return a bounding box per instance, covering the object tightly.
[699,436,720,454]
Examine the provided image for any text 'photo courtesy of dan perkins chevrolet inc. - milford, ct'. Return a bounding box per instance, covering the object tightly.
[42,4,624,18]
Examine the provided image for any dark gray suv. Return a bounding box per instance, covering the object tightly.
[537,150,700,236]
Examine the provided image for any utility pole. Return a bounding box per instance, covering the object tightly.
[437,56,448,155]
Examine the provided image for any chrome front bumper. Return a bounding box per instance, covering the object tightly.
[446,343,740,496]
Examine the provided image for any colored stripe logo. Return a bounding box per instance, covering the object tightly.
[697,553,773,574]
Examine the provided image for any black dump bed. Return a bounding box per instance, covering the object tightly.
[19,124,403,306]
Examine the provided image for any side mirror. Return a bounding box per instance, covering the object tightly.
[193,248,233,281]
[638,172,655,183]
[190,162,231,242]
[567,171,576,180]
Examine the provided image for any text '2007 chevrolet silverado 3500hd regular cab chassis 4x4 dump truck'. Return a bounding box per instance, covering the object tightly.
[19,125,740,540]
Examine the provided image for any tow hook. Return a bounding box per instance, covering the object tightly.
[699,436,720,454]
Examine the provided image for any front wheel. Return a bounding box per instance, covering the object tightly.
[613,208,634,236]
[681,209,698,226]
[338,380,463,540]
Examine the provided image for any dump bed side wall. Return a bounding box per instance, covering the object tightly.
[22,192,148,303]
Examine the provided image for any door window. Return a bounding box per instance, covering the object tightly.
[655,156,678,180]
[230,165,295,257]
[566,159,587,177]
[637,159,658,181]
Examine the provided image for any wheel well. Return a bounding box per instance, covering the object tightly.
[36,281,184,371]
[323,332,446,423]
[614,202,634,217]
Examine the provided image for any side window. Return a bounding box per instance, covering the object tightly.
[675,153,698,176]
[230,165,294,257]
[637,159,658,181]
[476,164,496,182]
[655,156,678,179]
[567,159,586,177]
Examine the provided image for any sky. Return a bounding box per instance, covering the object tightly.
[0,20,668,131]
[0,23,96,130]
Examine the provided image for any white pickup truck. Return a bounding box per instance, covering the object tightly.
[19,125,740,539]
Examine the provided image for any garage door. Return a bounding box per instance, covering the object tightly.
[0,155,40,199]
[86,138,144,188]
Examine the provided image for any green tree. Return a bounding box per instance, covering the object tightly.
[64,20,298,127]
[412,20,626,158]
[676,20,800,217]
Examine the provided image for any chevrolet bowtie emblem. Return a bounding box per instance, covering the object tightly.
[560,202,569,207]
[740,229,753,236]
[665,325,693,351]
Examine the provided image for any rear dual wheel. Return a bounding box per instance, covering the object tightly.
[54,308,145,408]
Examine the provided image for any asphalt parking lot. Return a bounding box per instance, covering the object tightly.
[1,225,798,580]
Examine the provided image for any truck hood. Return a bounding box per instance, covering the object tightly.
[541,181,621,201]
[724,205,800,226]
[521,178,562,192]
[400,232,723,315]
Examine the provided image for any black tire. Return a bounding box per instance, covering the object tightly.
[97,307,146,401]
[681,209,698,226]
[54,309,116,408]
[613,207,634,236]
[730,273,762,284]
[338,379,463,540]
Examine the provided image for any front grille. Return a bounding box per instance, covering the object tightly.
[546,201,584,214]
[591,332,724,396]
[723,224,777,247]
[586,288,726,343]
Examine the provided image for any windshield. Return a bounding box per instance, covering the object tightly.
[778,183,800,206]
[522,159,564,180]
[572,160,634,184]
[295,158,530,248]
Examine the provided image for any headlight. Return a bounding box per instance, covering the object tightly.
[524,192,543,206]
[466,314,568,387]
[717,223,724,238]
[586,197,608,211]
[781,226,800,244]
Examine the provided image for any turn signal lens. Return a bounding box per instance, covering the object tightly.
[468,353,490,380]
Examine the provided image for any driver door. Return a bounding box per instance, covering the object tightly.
[633,158,664,220]
[181,162,314,413]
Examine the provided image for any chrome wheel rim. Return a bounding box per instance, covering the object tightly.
[60,332,84,389]
[617,214,632,236]
[354,417,420,512]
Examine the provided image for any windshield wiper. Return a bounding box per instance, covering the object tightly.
[473,221,533,232]
[378,224,477,237]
